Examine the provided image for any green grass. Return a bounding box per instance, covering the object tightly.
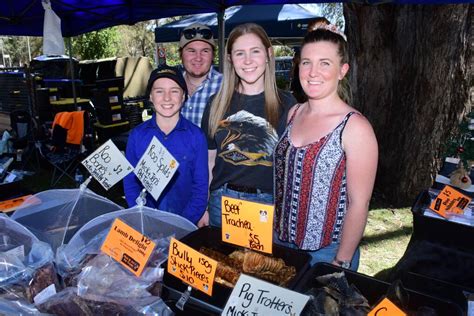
[359,207,413,278]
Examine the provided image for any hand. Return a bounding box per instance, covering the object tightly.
[197,210,209,227]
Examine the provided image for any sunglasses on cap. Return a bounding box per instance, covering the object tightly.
[182,27,213,40]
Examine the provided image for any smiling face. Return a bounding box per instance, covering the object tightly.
[150,78,185,120]
[181,40,214,79]
[299,41,349,101]
[230,33,270,94]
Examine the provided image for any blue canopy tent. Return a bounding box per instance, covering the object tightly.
[0,0,462,38]
[154,4,323,46]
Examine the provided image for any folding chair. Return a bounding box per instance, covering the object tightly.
[8,110,40,170]
[37,110,92,187]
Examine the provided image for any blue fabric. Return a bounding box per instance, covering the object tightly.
[208,184,273,227]
[274,236,360,271]
[124,113,208,224]
[181,66,222,127]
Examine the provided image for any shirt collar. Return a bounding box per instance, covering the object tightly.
[147,113,188,132]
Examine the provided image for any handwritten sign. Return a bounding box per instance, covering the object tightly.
[82,139,133,190]
[222,274,309,316]
[368,297,406,316]
[221,196,274,254]
[101,218,156,277]
[167,238,217,296]
[134,136,179,201]
[429,185,471,217]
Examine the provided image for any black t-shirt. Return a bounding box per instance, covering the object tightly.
[201,90,296,193]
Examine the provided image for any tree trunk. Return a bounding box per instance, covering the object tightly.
[344,4,472,206]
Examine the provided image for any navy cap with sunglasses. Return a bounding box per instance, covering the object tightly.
[179,23,215,49]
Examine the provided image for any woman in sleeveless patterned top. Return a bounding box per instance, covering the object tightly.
[274,24,378,270]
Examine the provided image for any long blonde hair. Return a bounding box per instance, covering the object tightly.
[208,23,281,137]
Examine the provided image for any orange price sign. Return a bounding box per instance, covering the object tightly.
[167,238,217,296]
[100,218,156,277]
[368,297,406,316]
[429,185,471,217]
[221,196,274,254]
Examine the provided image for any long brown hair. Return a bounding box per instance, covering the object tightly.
[207,23,281,137]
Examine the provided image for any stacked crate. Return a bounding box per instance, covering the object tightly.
[91,77,130,143]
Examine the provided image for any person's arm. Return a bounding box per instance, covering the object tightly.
[333,114,378,265]
[196,149,216,227]
[182,131,209,224]
[123,129,143,207]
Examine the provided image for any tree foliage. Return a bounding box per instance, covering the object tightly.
[72,27,119,60]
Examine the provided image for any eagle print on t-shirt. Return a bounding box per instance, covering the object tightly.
[217,110,277,167]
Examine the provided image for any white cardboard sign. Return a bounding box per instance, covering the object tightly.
[222,274,310,316]
[82,139,133,190]
[134,136,179,201]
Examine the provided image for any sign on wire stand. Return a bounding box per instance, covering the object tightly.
[101,218,156,277]
[82,139,133,190]
[134,136,179,201]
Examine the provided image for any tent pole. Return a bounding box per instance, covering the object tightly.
[66,38,77,106]
[217,9,225,73]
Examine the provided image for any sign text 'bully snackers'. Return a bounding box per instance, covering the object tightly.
[167,238,217,296]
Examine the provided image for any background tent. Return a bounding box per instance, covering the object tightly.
[154,4,322,46]
[0,0,463,37]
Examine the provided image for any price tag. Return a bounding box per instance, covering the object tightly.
[222,274,310,316]
[429,185,471,217]
[82,139,133,190]
[167,237,217,296]
[134,136,179,201]
[368,297,406,316]
[221,196,274,254]
[101,218,156,277]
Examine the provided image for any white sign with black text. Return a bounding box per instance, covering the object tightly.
[222,274,310,316]
[82,139,133,190]
[134,136,179,200]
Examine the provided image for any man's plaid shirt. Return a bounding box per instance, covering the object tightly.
[181,66,222,127]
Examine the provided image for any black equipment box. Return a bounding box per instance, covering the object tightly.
[162,226,311,314]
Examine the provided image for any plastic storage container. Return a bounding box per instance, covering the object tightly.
[295,263,463,315]
[162,226,311,314]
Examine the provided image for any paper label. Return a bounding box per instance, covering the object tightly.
[112,113,122,121]
[101,218,156,277]
[4,173,16,183]
[134,136,179,201]
[82,139,133,190]
[167,237,217,296]
[33,283,57,305]
[429,185,471,217]
[5,245,25,261]
[221,196,274,254]
[368,297,406,316]
[0,195,32,213]
[222,274,310,316]
[109,95,119,103]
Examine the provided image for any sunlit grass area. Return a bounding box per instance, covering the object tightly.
[359,207,413,278]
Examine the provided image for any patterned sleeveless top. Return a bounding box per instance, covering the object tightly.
[274,106,357,251]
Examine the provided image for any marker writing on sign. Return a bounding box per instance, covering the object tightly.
[223,199,253,230]
[169,241,210,284]
[147,144,172,178]
[233,283,294,314]
[249,233,263,251]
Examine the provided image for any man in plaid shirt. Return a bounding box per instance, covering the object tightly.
[179,23,223,127]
